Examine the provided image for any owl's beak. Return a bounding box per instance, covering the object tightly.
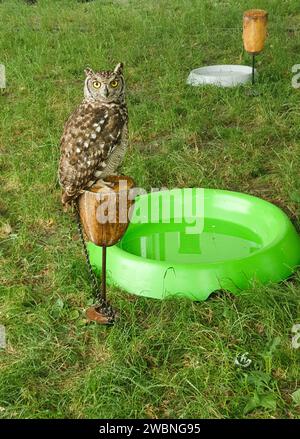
[102,85,109,97]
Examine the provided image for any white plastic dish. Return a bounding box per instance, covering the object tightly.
[187,65,256,87]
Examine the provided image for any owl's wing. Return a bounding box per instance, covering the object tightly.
[101,124,128,178]
[60,102,109,151]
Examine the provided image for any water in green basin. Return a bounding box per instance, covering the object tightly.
[119,219,262,264]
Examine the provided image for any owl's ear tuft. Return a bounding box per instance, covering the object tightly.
[84,68,94,77]
[114,62,124,75]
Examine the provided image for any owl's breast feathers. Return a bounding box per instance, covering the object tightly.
[59,100,128,205]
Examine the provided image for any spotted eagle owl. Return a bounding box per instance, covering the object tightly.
[59,63,128,206]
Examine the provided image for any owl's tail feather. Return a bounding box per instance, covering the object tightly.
[61,191,78,211]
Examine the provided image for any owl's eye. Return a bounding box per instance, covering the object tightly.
[92,81,101,89]
[110,80,119,88]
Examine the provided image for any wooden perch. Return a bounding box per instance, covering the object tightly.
[78,175,135,247]
[243,9,268,54]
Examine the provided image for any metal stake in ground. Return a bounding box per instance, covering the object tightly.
[101,246,107,303]
[252,54,255,85]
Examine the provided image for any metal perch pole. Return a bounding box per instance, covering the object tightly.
[252,54,255,85]
[101,246,107,303]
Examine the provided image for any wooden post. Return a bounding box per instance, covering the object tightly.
[78,175,135,247]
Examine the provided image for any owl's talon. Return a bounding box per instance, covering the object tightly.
[91,179,114,192]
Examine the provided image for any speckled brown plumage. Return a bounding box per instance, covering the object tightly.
[59,63,128,206]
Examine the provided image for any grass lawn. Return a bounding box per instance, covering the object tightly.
[1,0,300,419]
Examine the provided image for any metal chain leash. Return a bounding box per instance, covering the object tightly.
[75,202,115,322]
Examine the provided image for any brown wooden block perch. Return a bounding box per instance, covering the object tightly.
[243,9,268,55]
[78,175,135,247]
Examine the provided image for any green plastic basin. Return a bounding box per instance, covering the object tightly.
[88,188,300,300]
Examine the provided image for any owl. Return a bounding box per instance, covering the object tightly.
[59,62,128,207]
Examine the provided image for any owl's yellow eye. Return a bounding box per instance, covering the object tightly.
[110,80,119,88]
[92,81,101,89]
